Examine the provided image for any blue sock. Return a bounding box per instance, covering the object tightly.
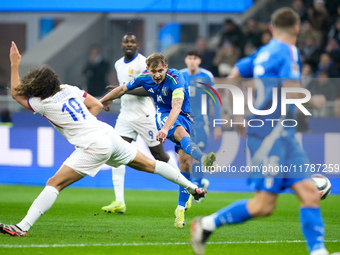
[213,199,252,227]
[300,207,325,252]
[178,172,191,207]
[180,137,204,162]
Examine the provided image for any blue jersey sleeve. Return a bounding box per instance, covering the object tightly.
[236,55,254,78]
[278,45,301,80]
[170,71,186,91]
[126,76,142,90]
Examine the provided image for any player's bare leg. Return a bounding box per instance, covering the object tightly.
[127,151,205,199]
[1,165,84,236]
[149,143,169,162]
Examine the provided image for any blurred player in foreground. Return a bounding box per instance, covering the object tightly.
[0,42,206,237]
[100,53,216,229]
[101,33,178,214]
[180,49,222,207]
[190,8,339,255]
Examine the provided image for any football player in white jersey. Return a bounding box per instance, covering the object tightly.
[0,41,206,237]
[101,33,179,214]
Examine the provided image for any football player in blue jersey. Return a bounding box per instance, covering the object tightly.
[190,8,337,255]
[100,53,216,229]
[180,49,222,206]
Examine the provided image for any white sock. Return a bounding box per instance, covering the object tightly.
[167,157,180,171]
[310,248,329,255]
[17,185,59,231]
[153,160,197,193]
[112,165,125,204]
[201,214,217,232]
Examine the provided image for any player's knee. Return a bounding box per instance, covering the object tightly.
[261,204,275,216]
[46,177,62,191]
[301,187,320,207]
[249,199,276,217]
[254,204,275,217]
[152,150,169,162]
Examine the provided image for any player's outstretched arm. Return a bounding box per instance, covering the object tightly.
[100,85,129,110]
[126,87,149,96]
[84,93,103,116]
[9,41,29,109]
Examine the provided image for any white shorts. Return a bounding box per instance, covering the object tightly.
[63,128,137,177]
[115,116,160,147]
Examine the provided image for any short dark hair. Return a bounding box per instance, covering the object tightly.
[186,49,201,58]
[271,7,300,32]
[122,32,138,42]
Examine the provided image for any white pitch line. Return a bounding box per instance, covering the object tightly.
[0,240,339,248]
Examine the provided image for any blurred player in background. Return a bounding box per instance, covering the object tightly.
[0,42,206,237]
[101,33,179,214]
[190,8,338,255]
[180,49,222,207]
[100,53,216,229]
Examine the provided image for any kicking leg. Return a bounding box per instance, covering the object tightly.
[149,143,180,171]
[0,165,83,236]
[127,151,204,198]
[174,126,215,167]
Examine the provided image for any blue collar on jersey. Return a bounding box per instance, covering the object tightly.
[124,52,139,64]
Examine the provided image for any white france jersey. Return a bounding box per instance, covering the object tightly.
[115,53,155,120]
[28,84,113,148]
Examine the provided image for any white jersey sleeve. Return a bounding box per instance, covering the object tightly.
[114,53,155,121]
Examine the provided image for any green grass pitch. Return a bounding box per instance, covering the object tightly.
[0,185,339,255]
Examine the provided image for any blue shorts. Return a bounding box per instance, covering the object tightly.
[247,134,310,193]
[156,111,191,152]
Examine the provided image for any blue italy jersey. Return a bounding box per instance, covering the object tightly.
[236,38,301,138]
[126,68,190,115]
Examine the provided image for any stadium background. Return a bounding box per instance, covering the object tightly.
[0,0,340,193]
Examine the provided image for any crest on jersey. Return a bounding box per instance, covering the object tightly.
[157,95,165,104]
[128,68,134,75]
[162,87,168,96]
